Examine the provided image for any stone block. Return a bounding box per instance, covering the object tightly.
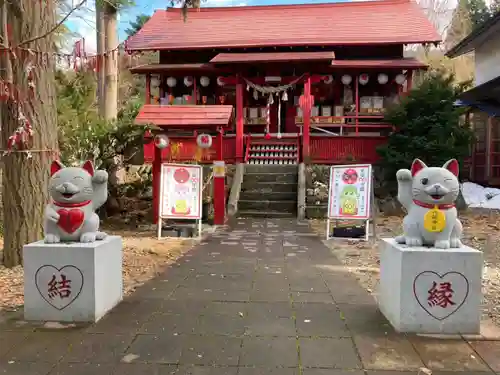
[23,236,123,322]
[378,238,482,334]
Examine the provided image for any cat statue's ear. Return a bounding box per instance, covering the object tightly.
[443,159,459,177]
[411,159,427,177]
[82,160,95,176]
[50,160,65,176]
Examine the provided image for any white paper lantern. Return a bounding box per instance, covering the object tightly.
[154,134,169,149]
[196,133,212,149]
[323,75,333,84]
[395,74,406,85]
[217,76,225,86]
[184,76,193,87]
[359,73,369,85]
[377,73,388,85]
[151,75,160,88]
[341,74,352,85]
[166,77,177,87]
[200,76,210,87]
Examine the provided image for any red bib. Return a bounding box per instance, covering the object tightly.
[57,209,84,233]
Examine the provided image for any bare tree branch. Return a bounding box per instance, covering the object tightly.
[16,0,87,47]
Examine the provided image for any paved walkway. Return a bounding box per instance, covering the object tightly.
[1,218,500,374]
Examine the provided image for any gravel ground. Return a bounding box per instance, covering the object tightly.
[310,210,500,326]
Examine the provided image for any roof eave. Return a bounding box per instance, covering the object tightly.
[126,39,442,52]
[446,11,500,58]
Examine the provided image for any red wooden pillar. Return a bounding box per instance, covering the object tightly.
[213,159,226,225]
[145,74,151,104]
[302,76,312,162]
[152,145,162,224]
[236,81,244,162]
[355,75,359,136]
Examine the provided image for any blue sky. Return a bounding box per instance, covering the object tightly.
[65,0,349,53]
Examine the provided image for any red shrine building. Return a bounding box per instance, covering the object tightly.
[126,0,440,219]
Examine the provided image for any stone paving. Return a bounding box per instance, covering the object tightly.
[1,218,500,374]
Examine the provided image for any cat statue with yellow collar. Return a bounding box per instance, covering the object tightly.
[44,160,109,243]
[395,158,463,249]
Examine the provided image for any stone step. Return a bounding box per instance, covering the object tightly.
[244,164,298,174]
[240,191,297,201]
[244,172,297,184]
[239,199,297,212]
[241,182,297,193]
[238,210,296,218]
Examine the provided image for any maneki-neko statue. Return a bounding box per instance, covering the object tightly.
[44,160,109,243]
[395,158,463,249]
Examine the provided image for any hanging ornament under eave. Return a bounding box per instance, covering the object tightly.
[184,76,194,87]
[166,77,177,87]
[341,74,352,85]
[217,76,225,86]
[196,133,212,149]
[323,75,333,84]
[200,76,210,87]
[359,74,369,85]
[150,75,160,88]
[268,94,274,105]
[377,73,389,85]
[282,90,288,101]
[253,89,258,100]
[154,134,169,149]
[395,74,406,85]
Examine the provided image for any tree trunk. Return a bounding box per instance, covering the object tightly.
[96,6,106,117]
[0,0,59,267]
[103,4,118,121]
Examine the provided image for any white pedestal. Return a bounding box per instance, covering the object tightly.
[23,236,123,322]
[378,238,483,334]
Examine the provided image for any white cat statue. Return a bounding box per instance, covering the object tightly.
[395,158,463,249]
[44,160,109,243]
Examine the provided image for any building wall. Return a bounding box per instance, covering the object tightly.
[475,32,500,86]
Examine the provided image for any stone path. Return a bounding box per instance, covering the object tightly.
[1,218,500,374]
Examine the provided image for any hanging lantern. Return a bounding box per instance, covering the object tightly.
[154,134,169,149]
[151,75,160,88]
[323,75,333,84]
[253,89,259,100]
[166,77,177,87]
[217,76,225,86]
[268,94,274,105]
[282,90,288,101]
[377,73,389,85]
[395,74,406,85]
[184,76,193,87]
[359,74,369,85]
[200,76,210,87]
[341,75,352,85]
[196,133,212,149]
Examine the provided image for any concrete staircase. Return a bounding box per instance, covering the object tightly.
[238,164,298,218]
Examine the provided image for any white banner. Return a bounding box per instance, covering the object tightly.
[159,163,203,220]
[328,164,372,220]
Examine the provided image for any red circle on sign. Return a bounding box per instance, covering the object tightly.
[342,169,358,184]
[174,168,190,184]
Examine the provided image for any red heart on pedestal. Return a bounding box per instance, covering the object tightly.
[57,209,84,233]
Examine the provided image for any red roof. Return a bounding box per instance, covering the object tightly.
[330,58,427,69]
[127,0,441,51]
[210,52,336,64]
[135,105,233,128]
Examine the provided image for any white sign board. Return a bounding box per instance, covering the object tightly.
[326,164,373,241]
[160,163,202,219]
[328,164,372,219]
[158,163,203,239]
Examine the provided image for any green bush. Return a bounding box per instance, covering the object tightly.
[377,72,474,191]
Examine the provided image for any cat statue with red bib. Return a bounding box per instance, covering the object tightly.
[395,158,463,249]
[44,160,109,243]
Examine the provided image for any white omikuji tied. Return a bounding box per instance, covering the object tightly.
[395,158,463,249]
[44,160,109,243]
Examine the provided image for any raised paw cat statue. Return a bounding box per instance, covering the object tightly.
[44,160,109,243]
[395,158,463,249]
